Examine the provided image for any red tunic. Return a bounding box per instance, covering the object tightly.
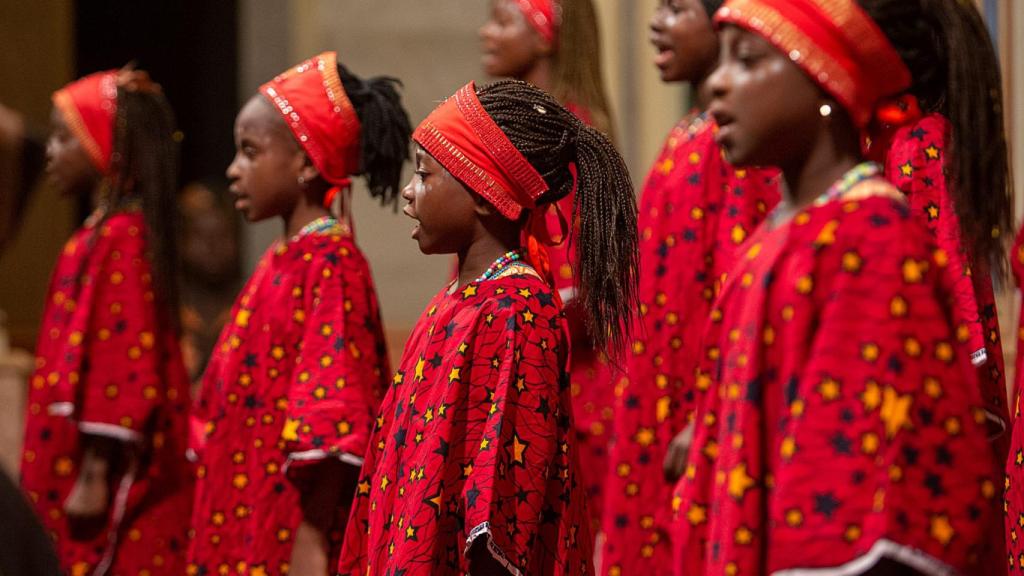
[188,222,389,575]
[674,185,997,575]
[338,273,593,576]
[884,113,1008,437]
[600,114,778,575]
[1003,229,1024,572]
[20,210,193,576]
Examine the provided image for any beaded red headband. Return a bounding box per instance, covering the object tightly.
[259,51,361,190]
[413,81,548,221]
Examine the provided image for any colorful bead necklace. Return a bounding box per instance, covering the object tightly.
[475,250,522,283]
[292,215,339,240]
[814,161,882,206]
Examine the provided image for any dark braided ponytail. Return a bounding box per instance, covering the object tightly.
[338,63,412,209]
[476,79,639,356]
[858,0,1012,279]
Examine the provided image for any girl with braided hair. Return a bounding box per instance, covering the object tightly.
[20,68,193,575]
[480,1,618,527]
[187,52,409,575]
[600,2,778,574]
[672,0,999,573]
[338,79,638,576]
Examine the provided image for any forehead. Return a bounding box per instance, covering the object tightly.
[235,94,293,141]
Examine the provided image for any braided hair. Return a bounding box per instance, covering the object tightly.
[858,0,1012,279]
[338,63,412,209]
[86,86,181,332]
[476,79,639,355]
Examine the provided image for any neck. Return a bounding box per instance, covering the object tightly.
[456,232,519,288]
[780,124,862,214]
[282,201,331,239]
[691,63,717,112]
[521,58,554,93]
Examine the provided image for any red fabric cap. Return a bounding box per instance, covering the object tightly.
[715,0,911,127]
[515,0,560,44]
[259,51,361,187]
[413,81,548,221]
[52,70,118,173]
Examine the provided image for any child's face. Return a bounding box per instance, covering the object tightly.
[402,147,481,255]
[650,0,719,83]
[479,0,550,79]
[45,108,100,197]
[226,95,307,223]
[708,26,822,167]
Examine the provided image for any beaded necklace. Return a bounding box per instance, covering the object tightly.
[813,161,882,206]
[475,250,522,283]
[291,215,339,241]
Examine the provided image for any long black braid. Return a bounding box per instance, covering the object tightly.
[338,63,412,209]
[93,86,181,332]
[475,80,639,356]
[858,0,1012,280]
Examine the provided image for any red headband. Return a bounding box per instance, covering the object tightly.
[413,81,548,220]
[715,0,911,128]
[259,51,361,189]
[515,0,560,44]
[53,70,118,173]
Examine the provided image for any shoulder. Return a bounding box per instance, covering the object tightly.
[96,210,146,242]
[800,190,935,262]
[469,275,561,324]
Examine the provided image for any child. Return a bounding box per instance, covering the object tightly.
[673,0,997,573]
[21,68,192,576]
[600,2,778,573]
[187,52,409,575]
[479,0,618,530]
[338,80,638,576]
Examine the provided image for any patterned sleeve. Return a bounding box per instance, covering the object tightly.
[78,219,164,443]
[768,212,996,573]
[280,247,385,475]
[886,116,987,367]
[460,294,570,574]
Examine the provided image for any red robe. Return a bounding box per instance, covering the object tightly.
[1002,228,1024,571]
[884,113,1008,438]
[188,223,389,575]
[338,272,593,576]
[20,210,193,576]
[674,186,997,575]
[600,114,778,575]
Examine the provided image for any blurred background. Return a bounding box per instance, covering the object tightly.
[0,0,1020,473]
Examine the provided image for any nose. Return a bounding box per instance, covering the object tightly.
[45,136,58,163]
[225,152,241,181]
[401,177,416,203]
[650,5,665,34]
[708,58,729,101]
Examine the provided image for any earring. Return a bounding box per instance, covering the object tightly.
[819,103,833,118]
[298,175,306,186]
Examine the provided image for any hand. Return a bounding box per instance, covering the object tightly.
[64,452,110,540]
[662,422,695,483]
[288,520,330,576]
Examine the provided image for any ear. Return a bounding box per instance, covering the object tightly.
[297,153,320,184]
[471,191,501,218]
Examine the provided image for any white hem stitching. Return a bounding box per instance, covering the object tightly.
[464,521,523,576]
[78,422,143,443]
[770,539,958,576]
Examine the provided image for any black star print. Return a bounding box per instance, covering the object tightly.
[243,353,258,368]
[537,396,551,418]
[465,484,481,509]
[536,291,554,307]
[497,296,514,309]
[813,492,840,519]
[924,473,945,497]
[428,353,443,368]
[434,438,450,458]
[830,432,852,455]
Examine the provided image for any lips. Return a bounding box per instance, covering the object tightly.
[709,105,736,147]
[403,204,420,239]
[651,37,674,68]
